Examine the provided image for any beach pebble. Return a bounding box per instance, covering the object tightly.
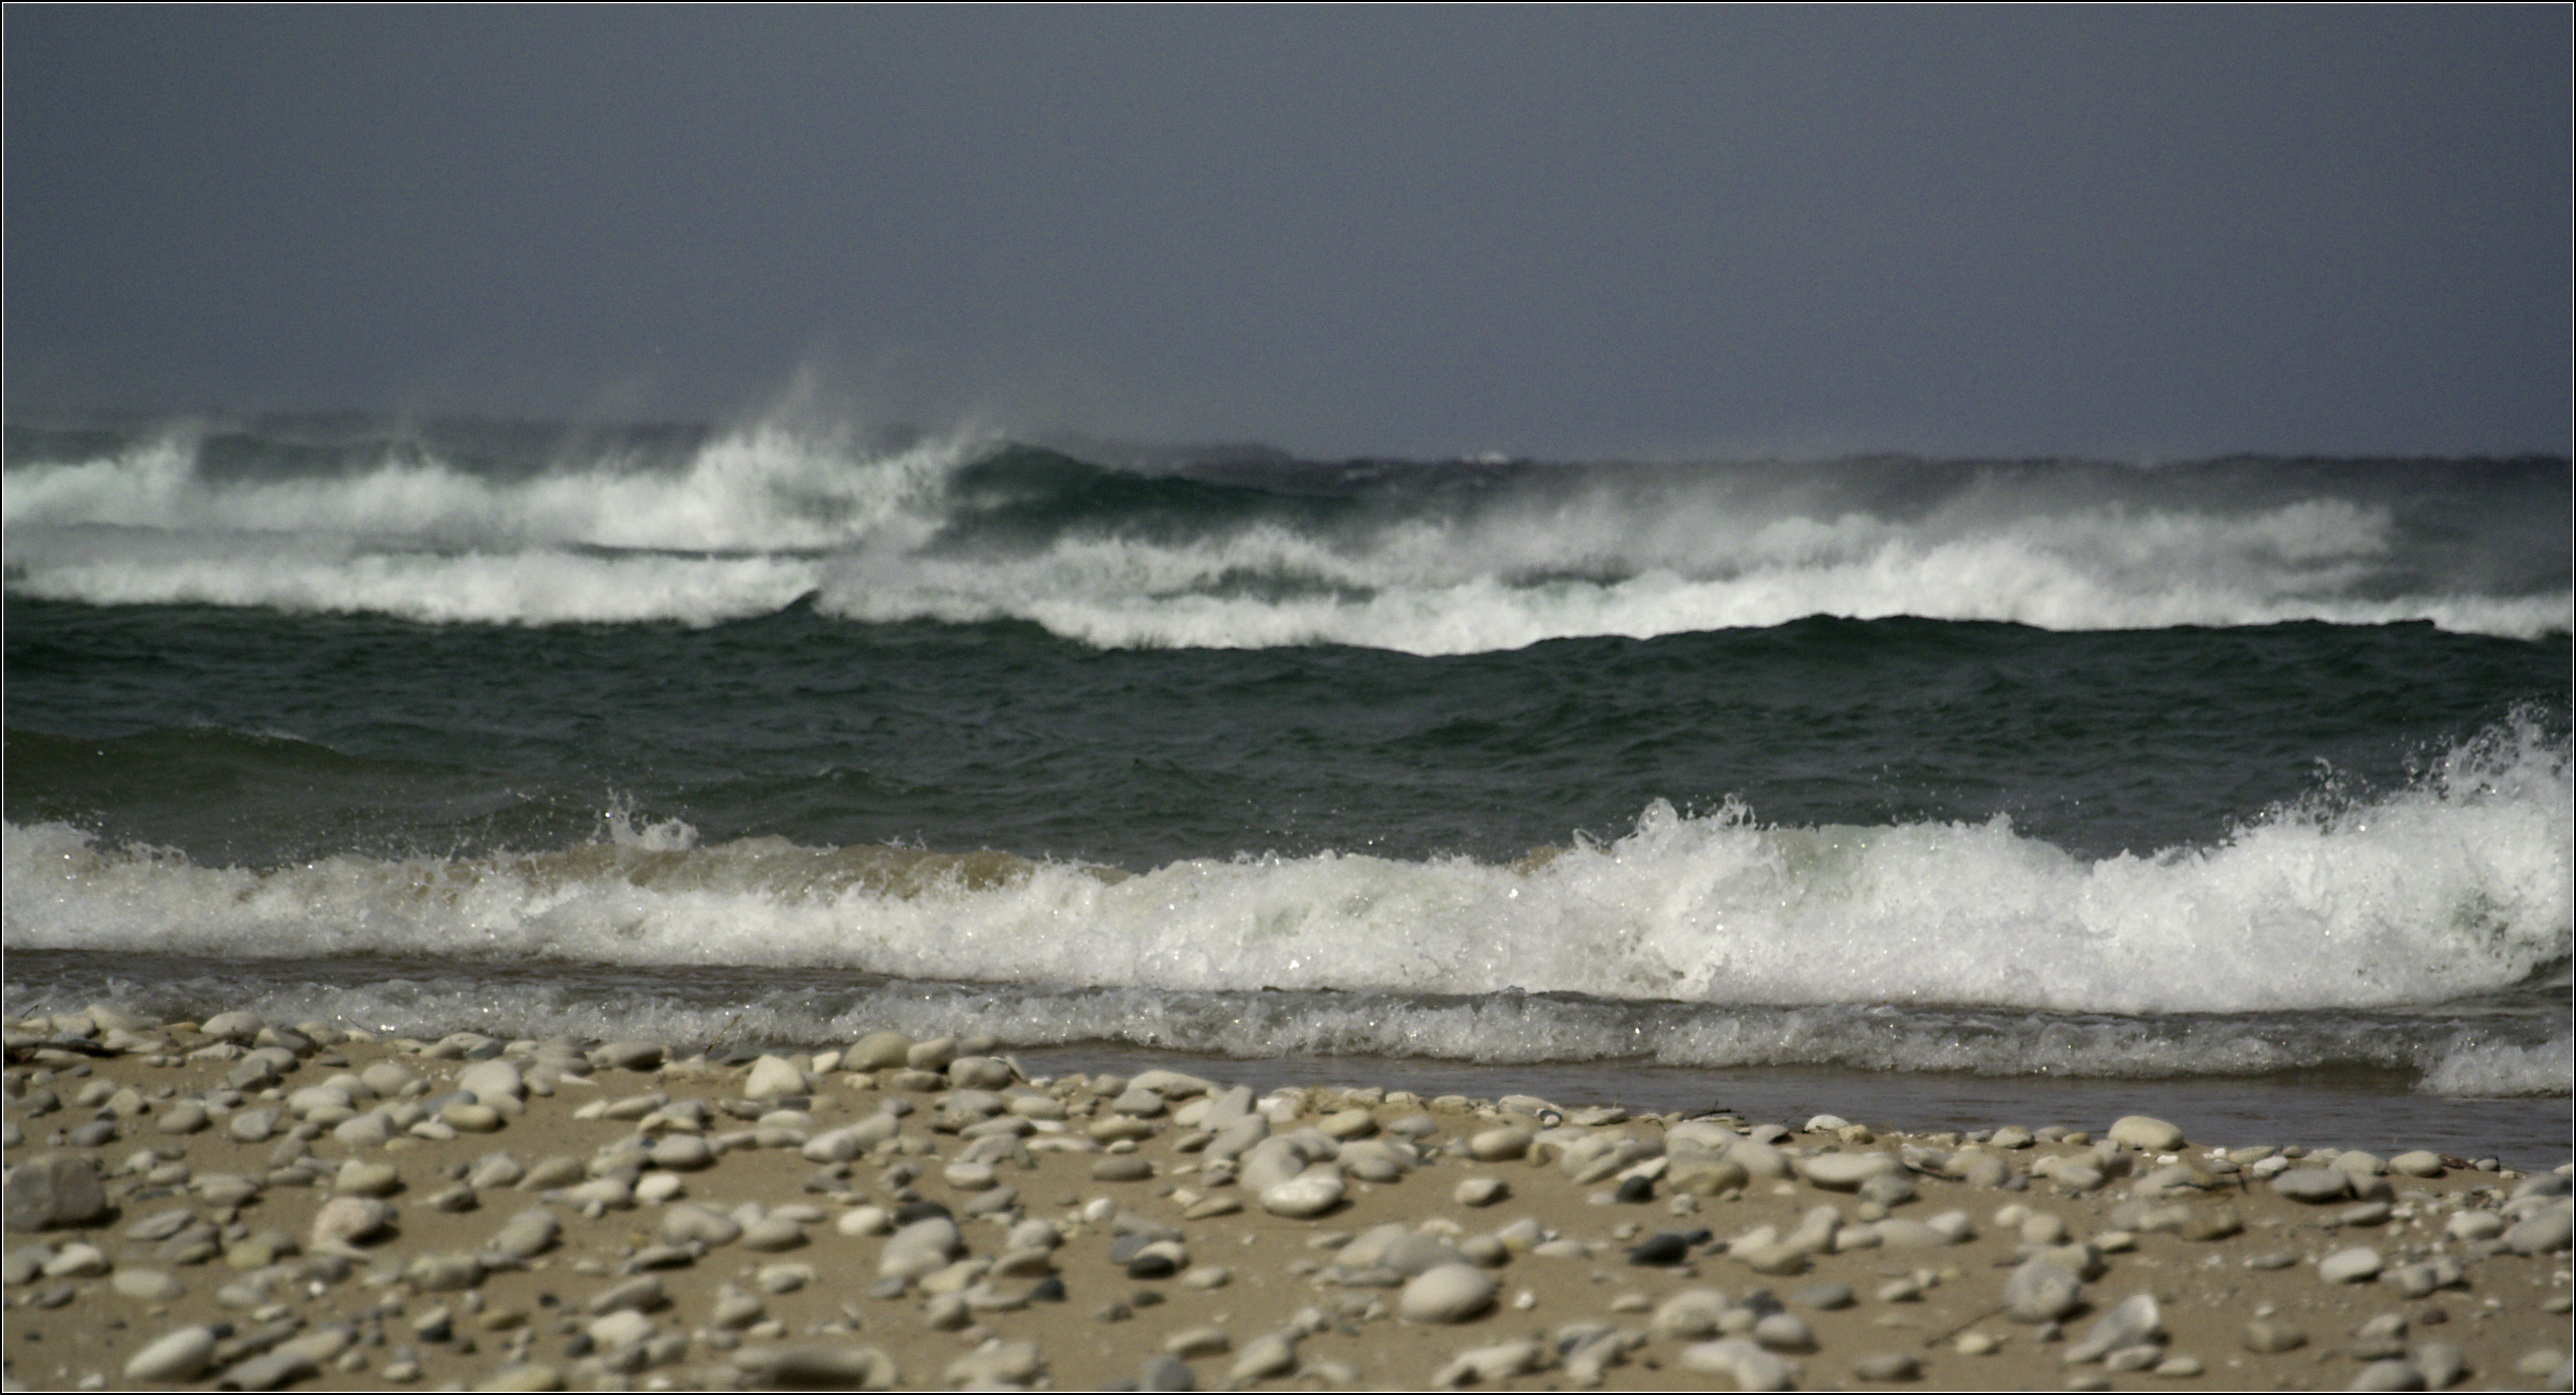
[1467,1126,1534,1162]
[1681,1337,1795,1391]
[1400,1263,1497,1323]
[123,1325,220,1382]
[2389,1150,2448,1177]
[1453,1176,1508,1207]
[455,1057,524,1103]
[2272,1167,2353,1203]
[2002,1256,2083,1321]
[662,1202,742,1247]
[3,1154,107,1232]
[334,1159,402,1197]
[946,1338,1042,1386]
[651,1134,716,1170]
[310,1195,394,1247]
[2318,1246,2384,1283]
[491,1209,560,1259]
[111,1268,185,1301]
[591,1039,666,1072]
[1800,1151,1896,1190]
[2067,1292,2162,1362]
[744,1054,808,1100]
[2107,1116,2186,1152]
[2504,1207,2573,1255]
[1853,1351,1922,1380]
[1433,1338,1545,1386]
[1230,1333,1298,1382]
[1260,1165,1346,1219]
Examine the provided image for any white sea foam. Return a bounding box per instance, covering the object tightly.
[7,426,2565,645]
[9,722,2563,1034]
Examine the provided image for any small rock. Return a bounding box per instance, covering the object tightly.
[1852,1351,1921,1380]
[2318,1246,2384,1283]
[311,1195,394,1247]
[2504,1208,2573,1256]
[1399,1263,1497,1323]
[4,1154,107,1232]
[2106,1116,2186,1152]
[2271,1168,2353,1203]
[2002,1256,2082,1322]
[1259,1167,1345,1219]
[123,1325,220,1382]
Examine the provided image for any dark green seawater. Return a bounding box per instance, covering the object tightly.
[6,415,2569,1162]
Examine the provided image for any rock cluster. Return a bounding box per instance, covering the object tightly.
[3,1006,2571,1390]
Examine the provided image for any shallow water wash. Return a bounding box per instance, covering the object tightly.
[5,415,2568,1161]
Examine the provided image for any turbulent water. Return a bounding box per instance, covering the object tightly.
[5,413,2569,1159]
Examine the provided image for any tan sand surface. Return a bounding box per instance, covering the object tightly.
[4,1010,2569,1391]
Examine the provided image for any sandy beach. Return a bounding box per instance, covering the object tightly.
[5,1008,2569,1392]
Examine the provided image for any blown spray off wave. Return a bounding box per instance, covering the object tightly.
[8,417,2566,646]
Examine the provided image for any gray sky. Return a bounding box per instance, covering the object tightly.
[6,5,2569,461]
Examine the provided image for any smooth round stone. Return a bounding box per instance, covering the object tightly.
[843,1031,912,1071]
[332,1112,393,1148]
[743,1055,808,1101]
[944,1162,999,1191]
[1467,1127,1534,1162]
[440,1102,502,1133]
[2001,1257,2082,1322]
[1454,1176,1508,1207]
[650,1135,716,1170]
[2317,1246,2384,1283]
[455,1059,524,1104]
[155,1101,210,1135]
[741,1217,806,1252]
[661,1203,742,1247]
[2242,1318,2307,1353]
[1092,1155,1156,1183]
[198,1011,264,1041]
[2106,1116,2186,1152]
[2504,1208,2573,1255]
[1319,1108,1378,1140]
[111,1268,186,1301]
[1986,1125,2035,1150]
[2388,1150,2447,1177]
[311,1195,395,1247]
[2271,1168,2353,1203]
[1398,1262,1496,1323]
[1853,1351,1920,1380]
[492,1211,560,1259]
[333,1160,402,1197]
[1799,1152,1894,1190]
[1753,1312,1816,1351]
[225,1107,281,1143]
[1259,1167,1347,1219]
[123,1325,220,1382]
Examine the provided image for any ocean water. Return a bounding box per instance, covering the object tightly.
[5,415,2569,1164]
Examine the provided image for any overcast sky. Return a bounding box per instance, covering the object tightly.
[6,6,2568,461]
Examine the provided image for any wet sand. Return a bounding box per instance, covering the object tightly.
[5,1010,2570,1391]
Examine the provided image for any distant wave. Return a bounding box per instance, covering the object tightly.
[7,416,2567,649]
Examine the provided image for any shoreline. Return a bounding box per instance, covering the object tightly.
[5,1008,2570,1392]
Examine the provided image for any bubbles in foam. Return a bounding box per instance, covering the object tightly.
[8,720,2564,1021]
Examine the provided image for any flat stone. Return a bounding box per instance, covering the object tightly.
[1453,1177,1508,1207]
[2318,1246,2384,1283]
[2106,1116,2186,1152]
[1397,1262,1495,1323]
[2271,1168,2352,1203]
[1466,1126,1533,1162]
[440,1102,502,1133]
[650,1134,716,1170]
[123,1325,220,1381]
[111,1268,186,1301]
[2388,1150,2447,1177]
[492,1210,560,1259]
[741,1217,806,1252]
[334,1160,402,1197]
[1259,1166,1346,1219]
[1800,1152,1895,1190]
